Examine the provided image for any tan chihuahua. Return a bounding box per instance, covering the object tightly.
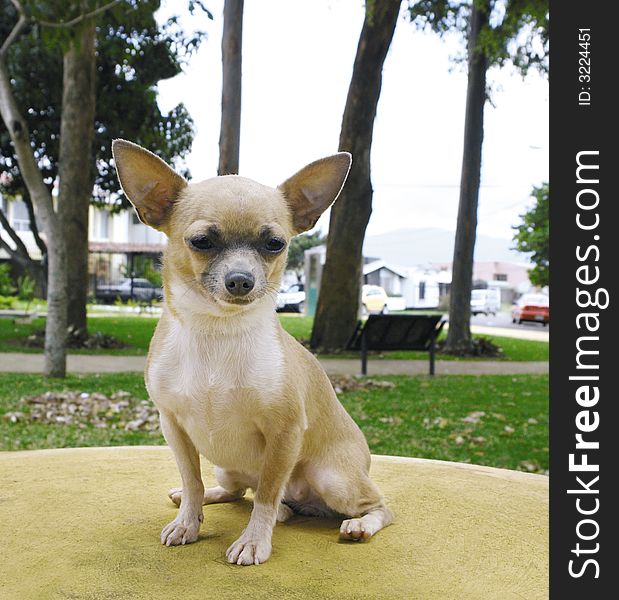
[112,139,393,566]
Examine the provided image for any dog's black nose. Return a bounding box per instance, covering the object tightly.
[225,271,255,296]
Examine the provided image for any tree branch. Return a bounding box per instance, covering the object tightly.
[0,235,17,258]
[22,189,47,255]
[0,204,32,259]
[1,0,122,59]
[0,231,32,268]
[0,11,28,59]
[0,58,59,237]
[36,0,122,29]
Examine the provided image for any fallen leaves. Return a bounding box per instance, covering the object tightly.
[3,390,159,432]
[461,411,486,424]
[423,416,449,430]
[378,416,403,426]
[329,376,397,395]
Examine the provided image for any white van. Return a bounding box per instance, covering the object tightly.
[470,288,501,316]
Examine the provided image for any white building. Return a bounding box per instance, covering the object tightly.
[1,195,165,289]
[304,245,452,313]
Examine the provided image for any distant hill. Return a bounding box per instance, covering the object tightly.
[363,228,531,267]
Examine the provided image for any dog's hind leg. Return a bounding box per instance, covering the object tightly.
[339,505,394,541]
[306,463,394,542]
[168,466,252,507]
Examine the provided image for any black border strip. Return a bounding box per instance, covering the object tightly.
[550,1,618,595]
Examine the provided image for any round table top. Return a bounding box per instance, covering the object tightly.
[0,446,548,599]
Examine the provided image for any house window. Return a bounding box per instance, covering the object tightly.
[98,210,109,239]
[419,281,426,300]
[11,199,30,231]
[493,273,508,282]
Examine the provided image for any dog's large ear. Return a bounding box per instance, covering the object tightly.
[112,139,187,231]
[278,153,352,235]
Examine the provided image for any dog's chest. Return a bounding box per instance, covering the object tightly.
[147,318,284,469]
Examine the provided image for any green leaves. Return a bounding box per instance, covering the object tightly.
[0,0,206,211]
[407,0,548,76]
[286,231,326,272]
[512,182,549,287]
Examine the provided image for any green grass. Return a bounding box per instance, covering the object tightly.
[278,315,549,361]
[339,374,548,473]
[0,316,157,355]
[0,314,548,361]
[0,372,548,474]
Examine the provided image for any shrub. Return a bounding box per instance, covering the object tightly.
[0,263,16,296]
[0,295,15,309]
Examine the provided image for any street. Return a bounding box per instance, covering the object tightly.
[468,310,549,342]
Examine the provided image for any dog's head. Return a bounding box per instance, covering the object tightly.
[112,140,351,318]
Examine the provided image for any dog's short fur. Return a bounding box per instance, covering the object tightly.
[112,140,393,565]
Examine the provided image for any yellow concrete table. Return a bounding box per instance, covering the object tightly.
[0,447,548,599]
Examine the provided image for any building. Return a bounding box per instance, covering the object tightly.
[303,245,452,313]
[1,195,165,295]
[363,260,450,310]
[88,205,165,291]
[432,260,533,304]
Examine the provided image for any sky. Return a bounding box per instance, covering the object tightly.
[156,0,549,241]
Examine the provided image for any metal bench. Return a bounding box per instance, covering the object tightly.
[347,314,446,376]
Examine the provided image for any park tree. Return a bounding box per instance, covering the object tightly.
[0,0,203,374]
[57,14,97,343]
[218,0,243,175]
[512,182,548,288]
[0,0,103,376]
[408,0,548,354]
[310,0,401,351]
[1,0,202,330]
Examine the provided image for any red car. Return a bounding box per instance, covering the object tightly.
[512,293,549,325]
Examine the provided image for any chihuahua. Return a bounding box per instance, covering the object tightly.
[112,139,393,566]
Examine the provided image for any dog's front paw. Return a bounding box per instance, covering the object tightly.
[226,534,272,565]
[161,514,202,547]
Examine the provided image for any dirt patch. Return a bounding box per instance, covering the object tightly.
[3,377,392,431]
[19,328,127,350]
[328,375,397,394]
[437,336,503,358]
[4,390,158,431]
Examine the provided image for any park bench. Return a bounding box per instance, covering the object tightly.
[347,314,446,376]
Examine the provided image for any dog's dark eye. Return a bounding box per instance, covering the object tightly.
[264,237,285,253]
[188,235,215,251]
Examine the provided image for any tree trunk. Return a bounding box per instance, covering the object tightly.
[218,0,243,175]
[443,1,489,354]
[0,57,67,377]
[58,19,97,341]
[310,0,400,351]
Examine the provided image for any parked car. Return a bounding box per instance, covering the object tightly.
[470,288,501,316]
[276,283,305,313]
[511,293,549,325]
[362,284,389,315]
[95,278,162,304]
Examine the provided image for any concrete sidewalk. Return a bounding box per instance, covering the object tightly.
[0,352,548,376]
[469,324,548,342]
